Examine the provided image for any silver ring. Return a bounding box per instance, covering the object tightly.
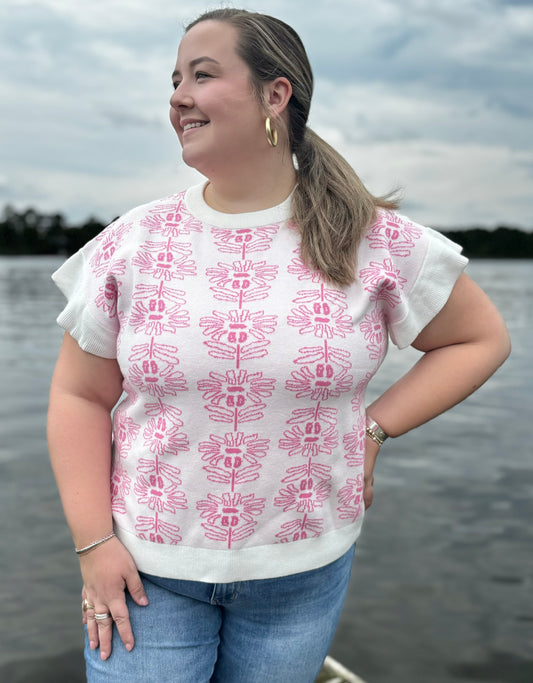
[94,612,112,621]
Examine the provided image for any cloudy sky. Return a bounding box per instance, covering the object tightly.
[1,0,532,229]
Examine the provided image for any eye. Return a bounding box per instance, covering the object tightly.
[195,71,212,81]
[172,80,181,91]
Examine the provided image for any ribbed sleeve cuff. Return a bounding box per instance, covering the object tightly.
[390,228,468,349]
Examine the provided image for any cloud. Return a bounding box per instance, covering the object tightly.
[312,77,530,150]
[1,0,532,228]
[315,130,533,227]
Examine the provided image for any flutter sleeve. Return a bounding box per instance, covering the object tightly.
[361,211,469,349]
[51,228,126,358]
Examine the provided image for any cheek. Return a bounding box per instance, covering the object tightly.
[169,108,182,142]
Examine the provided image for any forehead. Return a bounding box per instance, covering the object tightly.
[177,20,241,65]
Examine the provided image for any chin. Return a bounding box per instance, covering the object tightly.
[181,150,217,177]
[181,148,201,170]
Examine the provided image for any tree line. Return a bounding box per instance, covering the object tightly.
[1,205,532,258]
[0,207,107,256]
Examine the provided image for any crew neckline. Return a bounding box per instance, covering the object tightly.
[185,181,294,229]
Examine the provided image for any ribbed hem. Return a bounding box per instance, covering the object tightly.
[55,307,118,358]
[116,520,363,583]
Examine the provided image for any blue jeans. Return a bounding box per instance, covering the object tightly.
[85,544,355,682]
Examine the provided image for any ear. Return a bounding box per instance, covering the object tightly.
[263,77,292,117]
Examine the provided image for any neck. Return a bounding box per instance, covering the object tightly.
[202,149,297,214]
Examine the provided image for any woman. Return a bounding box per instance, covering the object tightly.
[47,9,511,682]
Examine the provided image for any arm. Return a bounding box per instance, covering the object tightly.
[47,332,148,660]
[363,273,511,506]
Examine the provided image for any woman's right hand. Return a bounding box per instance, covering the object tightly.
[80,536,149,660]
[363,435,380,510]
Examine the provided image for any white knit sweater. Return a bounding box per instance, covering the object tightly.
[52,181,467,582]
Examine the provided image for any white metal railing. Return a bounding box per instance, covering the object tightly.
[315,655,368,683]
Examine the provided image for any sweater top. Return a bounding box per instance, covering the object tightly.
[52,181,468,581]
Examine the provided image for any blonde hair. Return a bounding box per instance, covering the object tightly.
[186,9,399,285]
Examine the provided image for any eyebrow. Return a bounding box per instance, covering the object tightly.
[172,56,221,79]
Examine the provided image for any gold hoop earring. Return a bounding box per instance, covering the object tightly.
[265,117,278,147]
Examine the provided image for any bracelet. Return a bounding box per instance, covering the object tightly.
[75,532,116,556]
[365,418,389,447]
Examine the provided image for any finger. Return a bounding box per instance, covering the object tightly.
[109,599,135,652]
[94,609,114,660]
[81,589,87,626]
[86,611,100,650]
[363,482,374,509]
[81,590,94,626]
[126,572,149,607]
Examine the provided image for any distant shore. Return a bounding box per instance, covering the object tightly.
[1,206,532,258]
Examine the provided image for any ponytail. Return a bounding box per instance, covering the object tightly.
[293,128,399,286]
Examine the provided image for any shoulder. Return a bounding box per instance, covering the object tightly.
[357,208,467,302]
[359,210,469,348]
[82,190,191,256]
[364,209,426,255]
[105,190,189,235]
[362,208,465,266]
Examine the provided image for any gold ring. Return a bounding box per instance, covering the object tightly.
[82,598,95,612]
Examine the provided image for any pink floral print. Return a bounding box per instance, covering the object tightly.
[367,211,423,256]
[129,283,189,336]
[57,186,451,565]
[140,199,203,237]
[142,416,189,456]
[199,432,269,487]
[360,258,407,307]
[207,259,278,305]
[288,287,353,339]
[90,221,131,276]
[200,309,277,367]
[194,214,283,548]
[211,225,278,258]
[343,415,366,468]
[132,239,196,281]
[287,250,324,283]
[198,370,275,430]
[114,413,141,457]
[337,475,364,522]
[111,466,131,514]
[128,339,187,398]
[279,420,338,459]
[275,274,359,538]
[276,516,324,542]
[134,473,187,514]
[197,492,266,547]
[95,276,121,318]
[135,514,182,544]
[360,308,387,360]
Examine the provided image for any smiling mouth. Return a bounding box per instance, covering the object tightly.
[183,121,208,132]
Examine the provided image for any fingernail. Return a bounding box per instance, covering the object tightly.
[126,643,133,652]
[90,641,96,650]
[100,652,108,660]
[139,597,149,606]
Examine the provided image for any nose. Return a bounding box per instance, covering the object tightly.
[170,83,194,111]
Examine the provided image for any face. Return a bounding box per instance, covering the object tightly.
[170,21,267,175]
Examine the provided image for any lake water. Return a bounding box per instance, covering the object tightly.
[0,256,532,683]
